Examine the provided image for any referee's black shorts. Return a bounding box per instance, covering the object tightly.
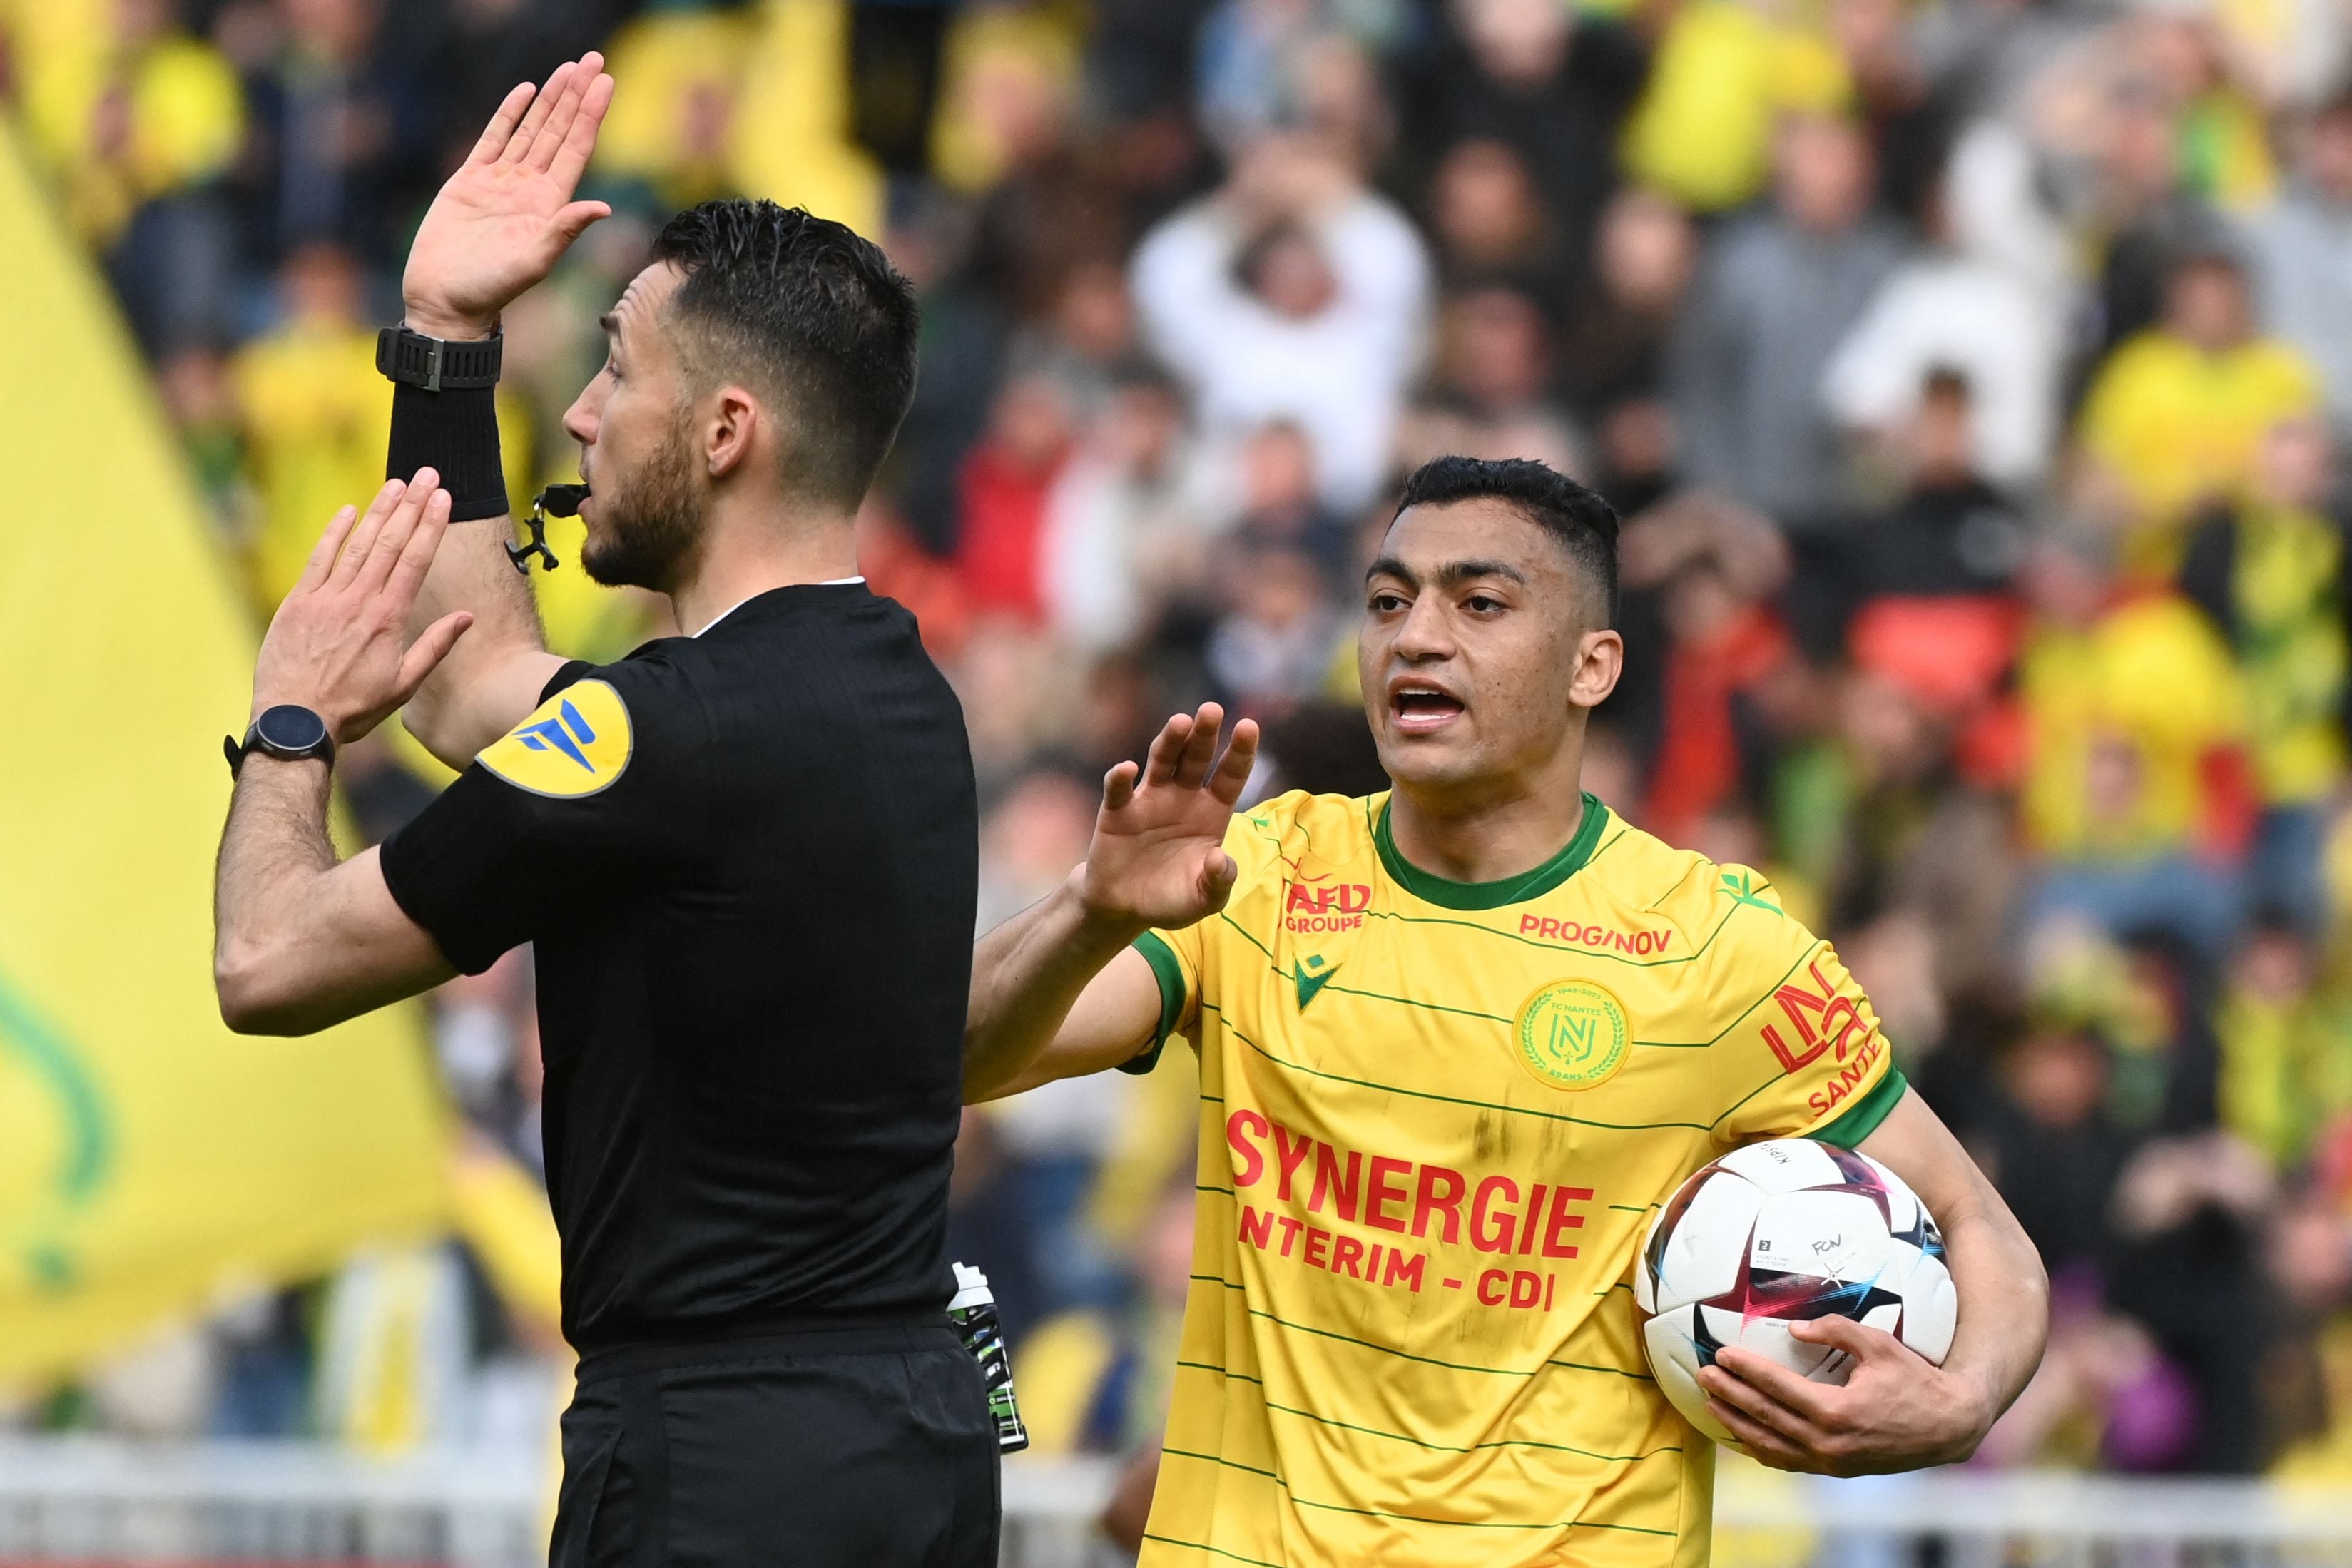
[551,1320,1001,1567]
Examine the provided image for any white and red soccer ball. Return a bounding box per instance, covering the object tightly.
[1634,1139,1958,1450]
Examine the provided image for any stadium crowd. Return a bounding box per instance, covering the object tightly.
[9,0,2352,1486]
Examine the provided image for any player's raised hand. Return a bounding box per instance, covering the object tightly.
[251,471,474,746]
[1698,1315,1992,1476]
[1079,704,1261,932]
[402,53,616,340]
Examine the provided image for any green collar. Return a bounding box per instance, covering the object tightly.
[1374,793,1611,910]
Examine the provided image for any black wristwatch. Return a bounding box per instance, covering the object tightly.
[376,324,502,391]
[225,705,337,778]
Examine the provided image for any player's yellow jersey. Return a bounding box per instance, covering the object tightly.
[1127,789,1903,1568]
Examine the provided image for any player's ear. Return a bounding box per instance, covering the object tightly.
[705,385,760,482]
[1569,627,1623,711]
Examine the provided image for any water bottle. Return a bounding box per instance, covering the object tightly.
[948,1261,1029,1453]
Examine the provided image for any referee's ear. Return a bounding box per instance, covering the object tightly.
[700,385,765,485]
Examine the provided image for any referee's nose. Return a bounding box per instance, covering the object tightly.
[563,382,600,454]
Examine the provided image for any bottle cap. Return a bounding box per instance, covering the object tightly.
[949,1261,994,1311]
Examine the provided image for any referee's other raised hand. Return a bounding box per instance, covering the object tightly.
[250,470,474,747]
[402,52,616,341]
[1079,703,1261,934]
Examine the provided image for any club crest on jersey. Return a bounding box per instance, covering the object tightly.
[477,679,633,798]
[1513,979,1631,1091]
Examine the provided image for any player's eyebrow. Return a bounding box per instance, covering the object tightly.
[1365,556,1527,588]
[1435,559,1527,586]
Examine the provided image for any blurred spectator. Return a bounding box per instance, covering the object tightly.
[1131,131,1431,513]
[2074,77,2218,371]
[1557,185,1696,519]
[1832,0,1950,224]
[1422,137,1566,294]
[861,498,974,662]
[1620,0,1848,215]
[1019,258,1144,421]
[1557,185,1696,427]
[2078,248,2322,551]
[1204,532,1343,712]
[156,344,250,524]
[228,240,389,609]
[25,0,245,355]
[1846,370,2032,602]
[941,11,1127,321]
[1823,178,2061,492]
[847,0,952,178]
[2178,416,2351,928]
[955,370,1079,625]
[2263,1190,2352,1475]
[1043,368,1213,655]
[1400,282,1581,477]
[2214,917,2350,1170]
[2127,14,2274,215]
[2107,1130,2277,1471]
[2251,92,2352,434]
[590,3,749,211]
[230,0,435,275]
[1222,418,1353,582]
[2016,530,2249,958]
[1622,494,1795,844]
[1671,113,1905,529]
[1395,0,1647,293]
[1978,1012,2133,1278]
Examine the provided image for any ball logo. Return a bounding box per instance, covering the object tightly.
[477,679,633,798]
[1512,979,1630,1091]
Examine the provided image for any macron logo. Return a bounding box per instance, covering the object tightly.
[516,699,599,772]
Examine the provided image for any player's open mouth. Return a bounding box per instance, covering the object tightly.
[1390,682,1465,734]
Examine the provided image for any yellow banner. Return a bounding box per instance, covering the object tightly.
[0,121,449,1389]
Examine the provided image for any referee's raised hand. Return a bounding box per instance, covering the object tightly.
[250,471,472,745]
[402,52,616,341]
[1080,703,1261,932]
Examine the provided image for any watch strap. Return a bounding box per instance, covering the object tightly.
[376,325,502,391]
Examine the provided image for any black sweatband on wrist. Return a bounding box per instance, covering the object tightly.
[387,383,508,521]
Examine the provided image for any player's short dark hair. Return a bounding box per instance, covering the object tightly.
[1394,455,1620,624]
[651,199,919,510]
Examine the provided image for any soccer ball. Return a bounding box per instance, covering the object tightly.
[1634,1139,1957,1450]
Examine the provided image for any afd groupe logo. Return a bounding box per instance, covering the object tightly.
[1283,880,1372,934]
[478,679,634,798]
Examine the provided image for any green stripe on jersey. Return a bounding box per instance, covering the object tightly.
[1121,930,1189,1076]
[1815,1067,1909,1147]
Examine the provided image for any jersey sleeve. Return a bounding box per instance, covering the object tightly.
[379,656,707,974]
[1705,868,1907,1149]
[1120,807,1284,1075]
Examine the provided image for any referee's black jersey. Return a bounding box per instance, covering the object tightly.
[380,583,977,1354]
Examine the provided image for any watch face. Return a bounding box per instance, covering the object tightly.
[255,704,329,753]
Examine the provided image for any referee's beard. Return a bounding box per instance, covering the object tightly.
[581,407,705,591]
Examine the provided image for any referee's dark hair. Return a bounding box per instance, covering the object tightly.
[1395,455,1621,626]
[652,199,920,510]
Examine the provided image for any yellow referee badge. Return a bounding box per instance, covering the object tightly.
[477,679,633,798]
[1513,979,1631,1091]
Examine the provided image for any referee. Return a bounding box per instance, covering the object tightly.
[210,53,998,1566]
